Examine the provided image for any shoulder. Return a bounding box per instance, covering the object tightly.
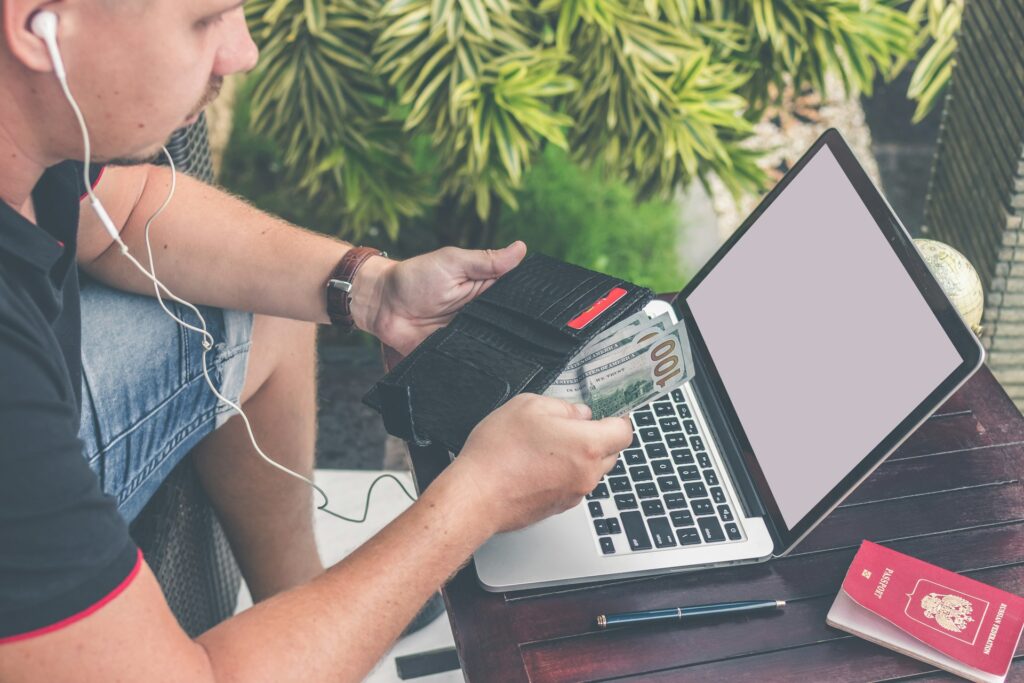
[41,160,106,200]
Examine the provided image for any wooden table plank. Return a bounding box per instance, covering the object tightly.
[407,365,1024,682]
[606,644,1024,682]
[518,564,1024,682]
[501,522,1024,642]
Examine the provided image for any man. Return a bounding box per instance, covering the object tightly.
[0,1,633,680]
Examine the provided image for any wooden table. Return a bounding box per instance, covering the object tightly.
[406,365,1024,682]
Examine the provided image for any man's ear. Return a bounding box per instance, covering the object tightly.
[3,0,64,73]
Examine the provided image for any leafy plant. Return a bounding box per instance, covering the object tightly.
[242,0,937,245]
[896,0,963,123]
[494,146,685,293]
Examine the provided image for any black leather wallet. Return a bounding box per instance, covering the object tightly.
[363,253,654,452]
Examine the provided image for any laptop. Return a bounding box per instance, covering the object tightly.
[473,129,986,592]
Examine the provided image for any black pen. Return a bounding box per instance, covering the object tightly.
[596,599,785,628]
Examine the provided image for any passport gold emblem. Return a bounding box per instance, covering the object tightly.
[921,593,975,633]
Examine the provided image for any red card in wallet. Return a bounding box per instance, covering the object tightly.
[827,541,1024,682]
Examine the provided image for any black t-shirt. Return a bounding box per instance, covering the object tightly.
[0,161,139,643]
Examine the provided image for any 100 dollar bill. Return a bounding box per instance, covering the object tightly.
[580,323,693,419]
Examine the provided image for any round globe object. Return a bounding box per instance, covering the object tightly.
[914,238,984,335]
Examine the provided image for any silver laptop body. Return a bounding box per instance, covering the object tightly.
[473,130,985,592]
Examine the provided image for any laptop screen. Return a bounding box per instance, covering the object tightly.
[685,145,964,529]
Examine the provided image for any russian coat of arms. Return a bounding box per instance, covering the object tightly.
[920,592,975,633]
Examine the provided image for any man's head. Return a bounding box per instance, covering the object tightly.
[1,0,259,167]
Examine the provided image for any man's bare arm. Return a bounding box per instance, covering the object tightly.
[77,164,389,325]
[0,395,632,683]
[0,461,492,683]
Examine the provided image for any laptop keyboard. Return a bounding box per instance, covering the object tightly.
[586,388,745,555]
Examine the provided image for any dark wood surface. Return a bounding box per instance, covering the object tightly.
[406,365,1024,682]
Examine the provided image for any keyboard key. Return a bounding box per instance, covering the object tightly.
[654,402,674,417]
[629,465,653,481]
[697,452,712,468]
[633,411,656,427]
[587,483,609,499]
[645,443,668,459]
[718,505,734,522]
[629,433,640,448]
[588,502,604,518]
[698,516,726,543]
[677,466,700,481]
[607,518,622,534]
[624,449,646,465]
[677,403,692,418]
[648,517,677,548]
[666,434,688,449]
[689,436,705,451]
[659,417,682,433]
[657,476,681,493]
[639,427,661,443]
[610,476,631,493]
[600,536,616,554]
[642,500,665,516]
[594,518,609,535]
[652,460,673,476]
[663,493,687,509]
[610,459,626,476]
[636,483,659,498]
[621,511,653,551]
[683,419,699,435]
[725,523,742,541]
[671,388,685,402]
[677,528,702,545]
[710,487,726,504]
[670,510,694,527]
[671,449,694,465]
[684,482,707,498]
[691,499,714,516]
[614,493,638,510]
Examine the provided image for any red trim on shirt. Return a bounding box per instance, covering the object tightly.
[78,166,105,202]
[0,548,143,645]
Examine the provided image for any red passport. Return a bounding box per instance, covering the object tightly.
[827,541,1024,682]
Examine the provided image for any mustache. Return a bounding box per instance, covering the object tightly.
[187,75,225,119]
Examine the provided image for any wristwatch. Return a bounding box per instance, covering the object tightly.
[326,246,387,332]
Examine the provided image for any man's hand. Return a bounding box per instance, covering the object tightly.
[351,241,528,356]
[446,394,634,534]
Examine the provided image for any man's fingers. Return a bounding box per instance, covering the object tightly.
[457,241,527,281]
[523,394,590,420]
[573,403,592,420]
[593,415,634,453]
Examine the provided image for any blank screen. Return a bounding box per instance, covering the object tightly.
[686,146,962,528]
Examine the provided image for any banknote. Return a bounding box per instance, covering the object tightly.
[576,323,694,419]
[555,312,671,379]
[544,312,670,403]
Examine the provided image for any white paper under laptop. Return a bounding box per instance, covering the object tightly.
[474,129,985,592]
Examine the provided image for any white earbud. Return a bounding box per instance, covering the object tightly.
[30,11,65,80]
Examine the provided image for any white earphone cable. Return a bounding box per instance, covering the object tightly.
[47,29,415,523]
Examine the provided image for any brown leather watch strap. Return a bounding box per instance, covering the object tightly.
[326,246,386,331]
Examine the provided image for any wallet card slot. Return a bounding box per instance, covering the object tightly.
[536,275,608,322]
[460,299,579,358]
[541,277,627,327]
